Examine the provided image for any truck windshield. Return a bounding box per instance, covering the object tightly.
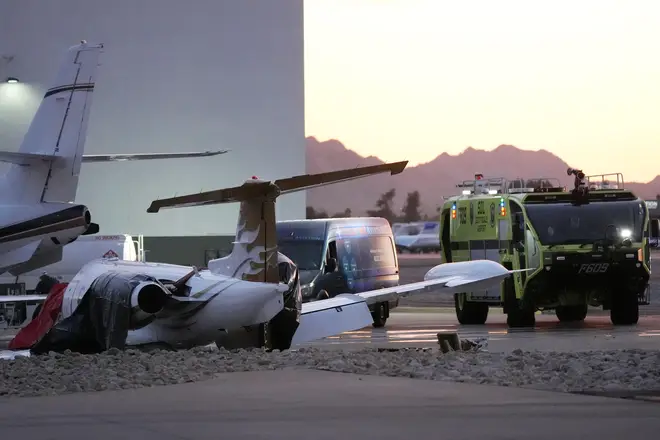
[277,240,324,271]
[524,200,645,245]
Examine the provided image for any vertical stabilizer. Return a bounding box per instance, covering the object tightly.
[3,41,104,204]
[225,185,280,283]
[146,162,409,283]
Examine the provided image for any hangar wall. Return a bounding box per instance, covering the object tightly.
[0,0,305,240]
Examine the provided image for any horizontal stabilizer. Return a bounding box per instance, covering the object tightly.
[0,295,47,304]
[0,150,228,166]
[292,294,373,345]
[0,151,63,166]
[82,150,228,162]
[147,161,408,213]
[274,161,408,194]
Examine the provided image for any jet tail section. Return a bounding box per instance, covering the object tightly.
[1,41,104,204]
[146,162,408,283]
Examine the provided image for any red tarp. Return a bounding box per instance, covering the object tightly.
[8,283,68,350]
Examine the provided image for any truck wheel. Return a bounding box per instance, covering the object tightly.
[372,302,388,328]
[454,293,489,325]
[555,304,588,322]
[503,277,535,328]
[610,292,639,325]
[507,307,535,328]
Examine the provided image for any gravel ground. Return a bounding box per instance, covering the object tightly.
[2,346,660,398]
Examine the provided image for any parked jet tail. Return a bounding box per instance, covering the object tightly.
[0,41,104,204]
[147,161,408,283]
[0,42,228,206]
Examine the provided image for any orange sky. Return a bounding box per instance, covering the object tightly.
[304,0,660,182]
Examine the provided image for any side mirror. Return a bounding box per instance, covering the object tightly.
[325,257,337,273]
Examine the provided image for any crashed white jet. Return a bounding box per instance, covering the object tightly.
[1,161,524,353]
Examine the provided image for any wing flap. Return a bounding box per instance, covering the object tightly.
[292,294,373,345]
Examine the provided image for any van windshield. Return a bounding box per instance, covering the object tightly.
[336,235,397,274]
[524,200,645,245]
[277,240,324,271]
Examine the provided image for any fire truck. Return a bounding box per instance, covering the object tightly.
[438,170,658,328]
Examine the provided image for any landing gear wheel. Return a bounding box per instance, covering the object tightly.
[555,304,588,322]
[610,292,639,325]
[267,309,300,351]
[454,293,489,325]
[371,302,388,328]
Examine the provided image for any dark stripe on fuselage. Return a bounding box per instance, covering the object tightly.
[44,83,95,99]
[0,205,88,244]
[451,240,511,251]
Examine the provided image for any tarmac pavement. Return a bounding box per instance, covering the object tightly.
[299,309,660,353]
[1,368,659,439]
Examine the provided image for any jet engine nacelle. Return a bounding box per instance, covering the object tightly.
[129,281,170,327]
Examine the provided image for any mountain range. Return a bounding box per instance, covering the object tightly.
[306,136,660,217]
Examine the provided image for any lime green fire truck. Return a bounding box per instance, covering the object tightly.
[438,170,659,328]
